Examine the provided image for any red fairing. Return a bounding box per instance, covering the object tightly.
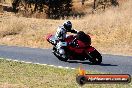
[86,46,95,52]
[77,40,88,48]
[69,46,84,54]
[70,40,87,54]
[66,38,89,54]
[47,34,95,54]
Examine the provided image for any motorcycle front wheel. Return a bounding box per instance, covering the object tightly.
[88,50,102,65]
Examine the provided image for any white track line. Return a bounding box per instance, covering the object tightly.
[1,58,76,70]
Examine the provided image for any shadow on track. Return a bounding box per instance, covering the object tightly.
[67,60,118,66]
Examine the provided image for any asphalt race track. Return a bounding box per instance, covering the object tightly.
[0,45,132,75]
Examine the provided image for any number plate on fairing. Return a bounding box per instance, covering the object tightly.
[58,42,67,46]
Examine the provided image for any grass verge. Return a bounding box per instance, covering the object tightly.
[0,58,132,88]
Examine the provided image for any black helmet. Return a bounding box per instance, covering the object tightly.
[63,21,72,31]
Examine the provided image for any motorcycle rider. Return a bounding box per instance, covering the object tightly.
[54,21,78,58]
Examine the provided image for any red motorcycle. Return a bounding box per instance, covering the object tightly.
[46,33,102,65]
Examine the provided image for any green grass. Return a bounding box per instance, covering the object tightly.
[0,58,132,88]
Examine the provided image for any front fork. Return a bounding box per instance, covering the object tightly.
[86,51,93,59]
[85,46,96,60]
